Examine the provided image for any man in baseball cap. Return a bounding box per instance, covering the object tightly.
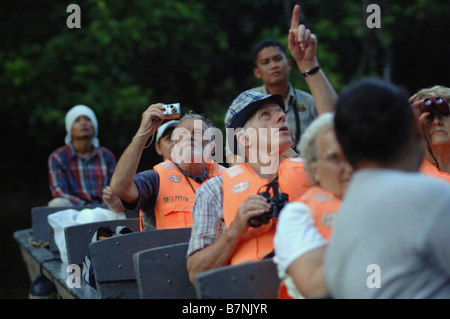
[110,105,224,231]
[155,119,179,161]
[186,89,314,283]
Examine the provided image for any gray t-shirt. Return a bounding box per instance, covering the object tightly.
[325,169,450,299]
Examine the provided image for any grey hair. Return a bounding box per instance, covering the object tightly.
[177,110,216,141]
[298,112,335,181]
[178,110,214,129]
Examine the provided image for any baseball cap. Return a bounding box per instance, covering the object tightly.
[224,90,285,129]
[224,90,285,154]
[156,120,179,143]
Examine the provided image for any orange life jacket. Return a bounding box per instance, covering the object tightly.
[296,186,341,240]
[140,159,221,230]
[419,159,450,183]
[222,159,313,265]
[278,157,315,202]
[278,186,341,299]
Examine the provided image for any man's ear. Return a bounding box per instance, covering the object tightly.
[253,67,262,80]
[236,129,252,149]
[155,142,163,156]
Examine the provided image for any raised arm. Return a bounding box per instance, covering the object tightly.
[288,4,337,114]
[110,104,166,203]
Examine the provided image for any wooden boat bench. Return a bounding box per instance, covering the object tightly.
[13,228,98,299]
[133,242,195,299]
[89,227,192,299]
[31,205,106,259]
[14,205,140,299]
[65,218,140,265]
[194,259,280,299]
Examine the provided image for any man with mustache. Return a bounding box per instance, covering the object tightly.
[110,106,223,230]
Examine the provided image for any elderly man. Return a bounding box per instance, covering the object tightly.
[48,104,116,207]
[110,104,223,230]
[186,90,316,283]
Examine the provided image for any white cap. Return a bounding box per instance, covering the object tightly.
[64,104,99,147]
[156,120,179,143]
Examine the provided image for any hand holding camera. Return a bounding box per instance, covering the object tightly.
[134,103,181,146]
[162,103,181,120]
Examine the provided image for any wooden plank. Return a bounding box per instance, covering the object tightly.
[65,218,139,265]
[134,242,195,299]
[13,229,53,283]
[41,260,98,299]
[195,259,280,299]
[31,206,70,243]
[89,228,191,299]
[13,229,98,299]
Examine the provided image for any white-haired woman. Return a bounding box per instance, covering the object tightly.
[410,85,450,183]
[274,112,353,299]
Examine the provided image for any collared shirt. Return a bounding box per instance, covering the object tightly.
[187,175,226,256]
[251,83,318,145]
[48,144,116,205]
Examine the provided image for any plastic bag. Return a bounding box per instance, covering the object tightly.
[47,207,126,264]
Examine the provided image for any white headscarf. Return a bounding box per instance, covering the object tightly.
[64,104,99,147]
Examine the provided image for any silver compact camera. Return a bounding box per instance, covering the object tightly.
[162,103,181,119]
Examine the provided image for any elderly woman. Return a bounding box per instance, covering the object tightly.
[274,112,353,299]
[410,85,450,183]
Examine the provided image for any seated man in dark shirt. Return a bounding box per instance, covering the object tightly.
[111,104,224,230]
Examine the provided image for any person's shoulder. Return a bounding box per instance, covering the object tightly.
[248,85,265,93]
[96,145,115,156]
[204,174,224,186]
[280,201,311,219]
[49,145,71,158]
[199,174,224,194]
[136,168,159,180]
[419,173,450,193]
[292,87,314,101]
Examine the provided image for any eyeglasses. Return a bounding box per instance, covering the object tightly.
[318,153,350,168]
[420,96,450,116]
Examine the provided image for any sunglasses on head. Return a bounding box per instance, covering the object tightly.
[420,96,450,116]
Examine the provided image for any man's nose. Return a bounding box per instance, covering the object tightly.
[275,110,286,123]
